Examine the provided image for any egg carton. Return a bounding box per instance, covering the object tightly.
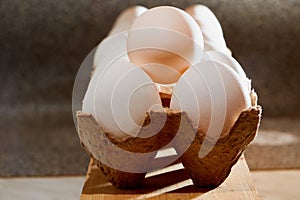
[76,91,261,189]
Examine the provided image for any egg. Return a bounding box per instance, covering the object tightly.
[93,32,129,70]
[94,6,148,69]
[202,51,251,91]
[83,56,162,138]
[170,61,251,138]
[185,5,229,55]
[127,6,204,84]
[109,6,148,36]
[203,40,230,55]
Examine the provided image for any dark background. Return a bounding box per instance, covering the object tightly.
[0,0,299,176]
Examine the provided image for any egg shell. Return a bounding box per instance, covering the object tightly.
[185,5,228,55]
[185,5,223,38]
[202,51,251,91]
[170,60,251,138]
[94,6,147,69]
[109,6,148,36]
[127,6,204,84]
[93,32,129,70]
[83,57,162,138]
[203,40,230,55]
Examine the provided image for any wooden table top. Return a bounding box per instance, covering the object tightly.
[80,154,260,199]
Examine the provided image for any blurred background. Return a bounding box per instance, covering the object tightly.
[0,0,299,180]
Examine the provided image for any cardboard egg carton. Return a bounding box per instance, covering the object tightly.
[76,91,261,189]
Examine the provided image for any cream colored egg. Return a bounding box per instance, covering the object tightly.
[127,6,204,84]
[185,5,229,55]
[94,6,147,69]
[109,6,148,36]
[170,61,251,138]
[204,40,229,55]
[93,32,129,70]
[185,5,223,39]
[203,51,251,91]
[83,57,162,138]
[203,51,247,78]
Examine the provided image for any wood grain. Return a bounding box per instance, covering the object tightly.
[80,155,260,200]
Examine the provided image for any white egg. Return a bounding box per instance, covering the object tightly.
[109,6,148,36]
[185,5,229,55]
[94,6,147,69]
[202,51,251,91]
[93,32,129,70]
[170,61,251,138]
[185,5,223,39]
[203,40,230,55]
[127,6,204,84]
[83,57,162,138]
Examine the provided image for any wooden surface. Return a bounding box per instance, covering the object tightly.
[80,155,260,199]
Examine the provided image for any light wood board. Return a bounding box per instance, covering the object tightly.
[80,154,260,199]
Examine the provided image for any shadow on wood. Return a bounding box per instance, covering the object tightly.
[81,155,260,199]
